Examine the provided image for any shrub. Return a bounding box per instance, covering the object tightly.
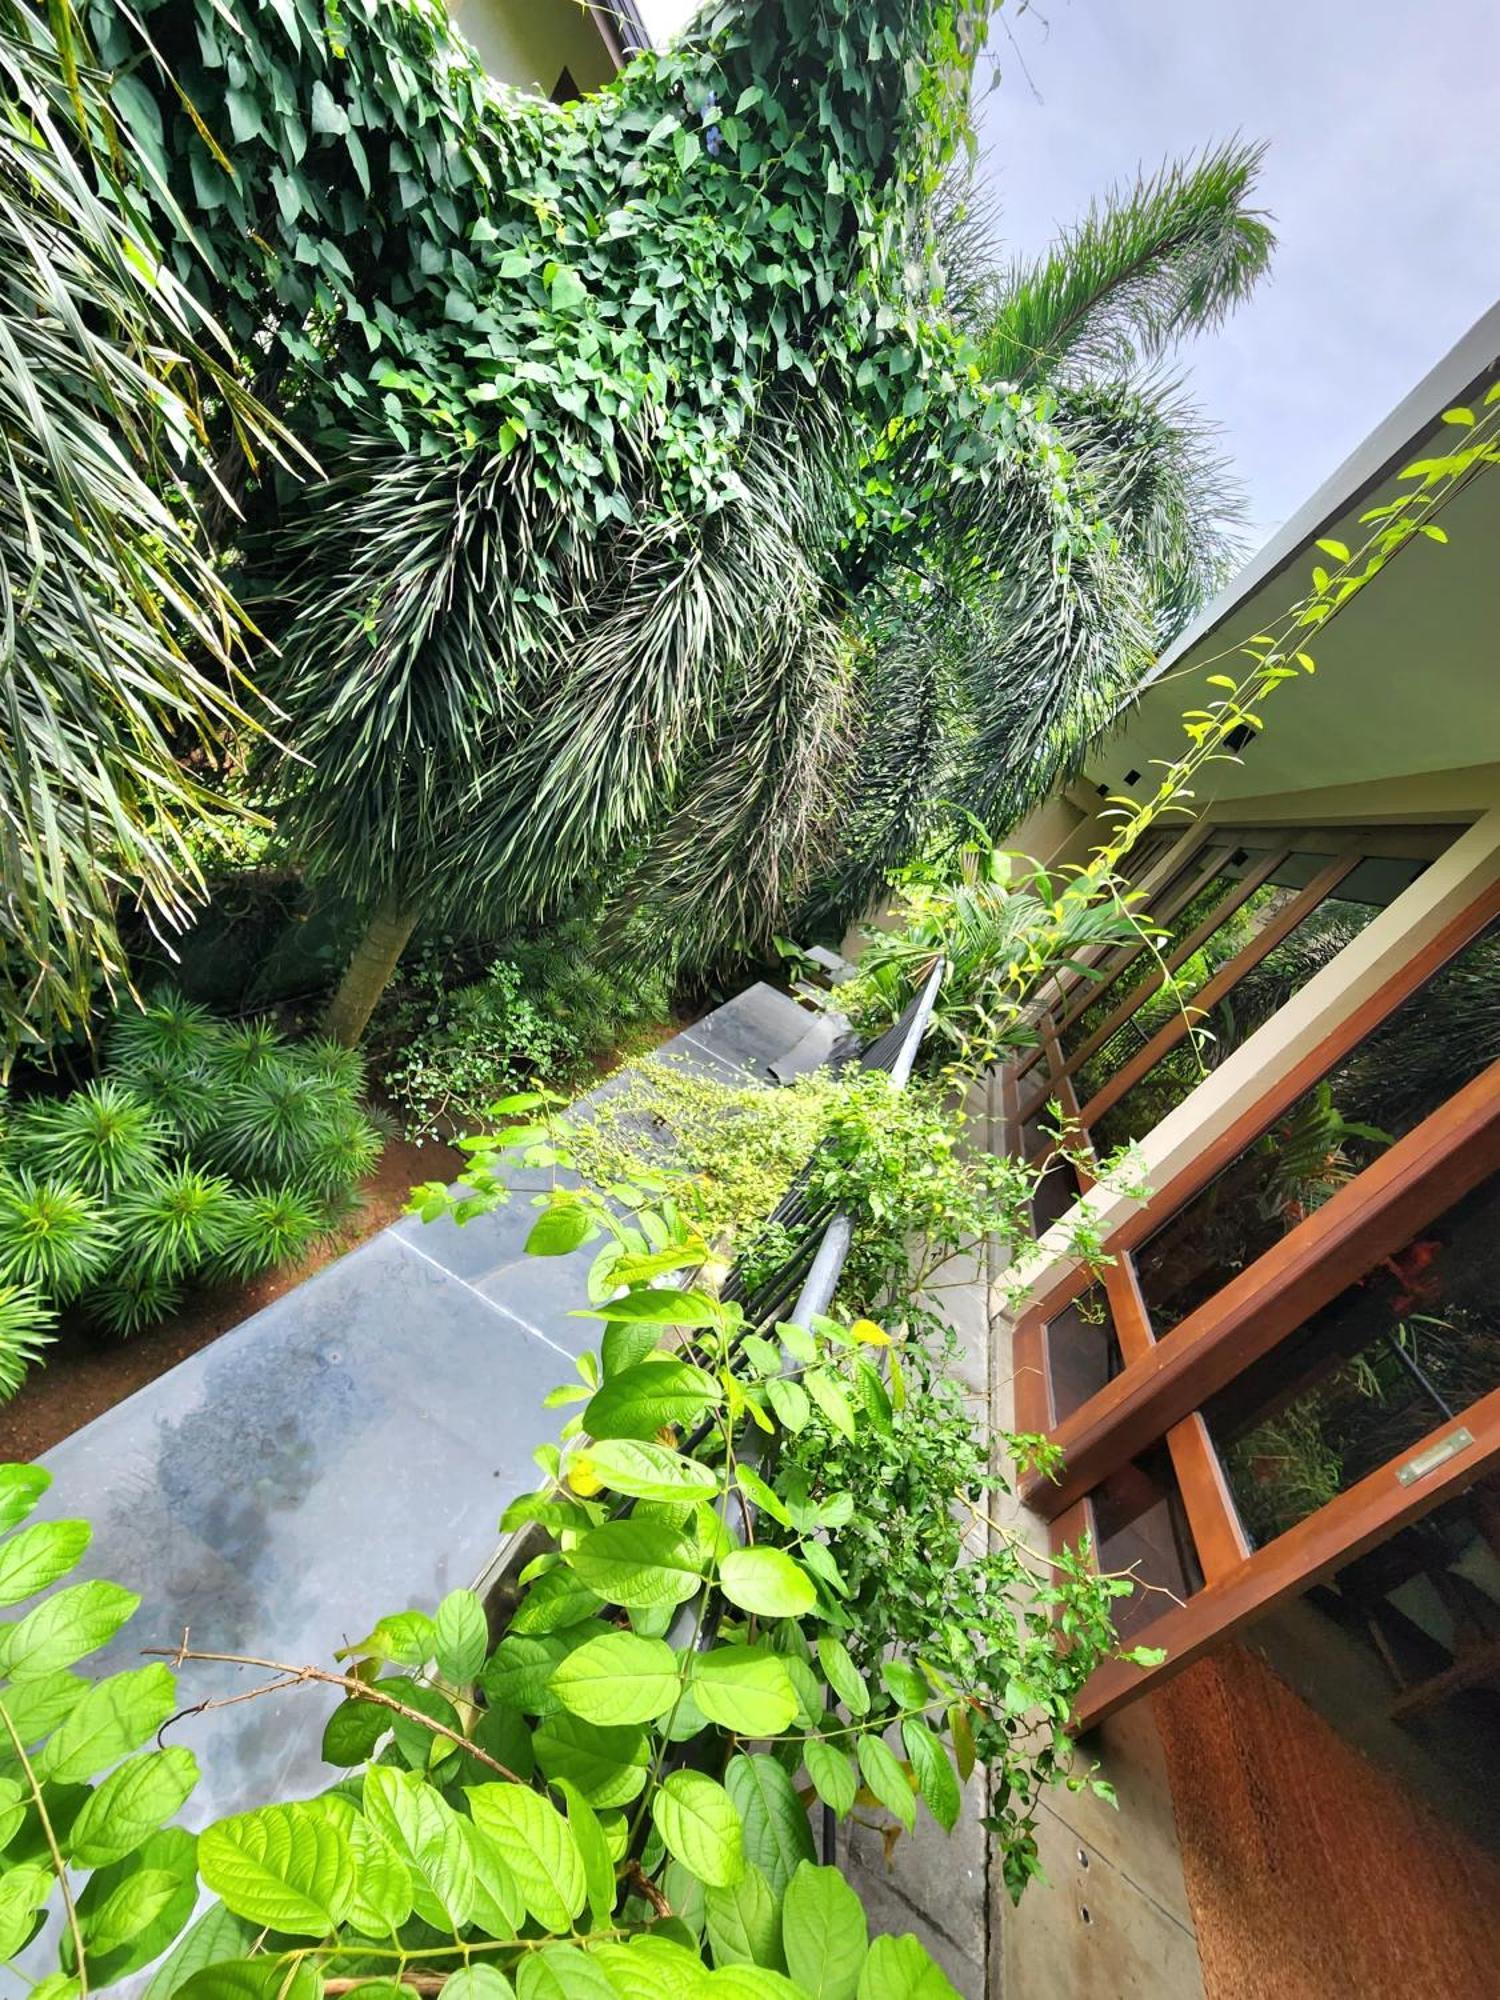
[0,992,387,1388]
[216,1184,326,1279]
[0,1171,113,1300]
[380,933,673,1140]
[8,1078,171,1193]
[0,1282,54,1396]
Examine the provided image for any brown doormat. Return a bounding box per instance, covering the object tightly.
[1152,1645,1500,2000]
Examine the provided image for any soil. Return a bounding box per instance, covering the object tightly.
[0,1131,464,1464]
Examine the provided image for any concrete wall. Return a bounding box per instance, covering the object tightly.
[450,0,615,95]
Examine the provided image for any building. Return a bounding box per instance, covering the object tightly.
[994,304,1500,1992]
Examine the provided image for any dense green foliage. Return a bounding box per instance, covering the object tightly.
[0,0,291,1059]
[0,997,382,1371]
[76,0,1218,1041]
[378,927,675,1139]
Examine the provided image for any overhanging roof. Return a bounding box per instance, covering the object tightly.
[1080,302,1500,815]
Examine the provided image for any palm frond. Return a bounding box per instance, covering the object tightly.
[981,139,1273,387]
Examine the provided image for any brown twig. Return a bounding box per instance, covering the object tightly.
[622,1859,672,1919]
[144,1637,525,1783]
[324,1980,447,1995]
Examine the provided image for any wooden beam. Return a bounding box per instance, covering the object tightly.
[1164,1412,1251,1584]
[1019,872,1500,1328]
[1020,1056,1500,1514]
[1074,1384,1500,1729]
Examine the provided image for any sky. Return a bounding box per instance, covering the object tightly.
[636,0,1500,545]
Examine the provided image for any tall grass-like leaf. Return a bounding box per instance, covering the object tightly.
[0,1172,113,1300]
[0,1283,55,1399]
[215,1186,324,1280]
[111,1165,235,1282]
[9,1080,170,1195]
[0,7,295,1058]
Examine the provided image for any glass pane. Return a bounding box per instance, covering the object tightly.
[1087,850,1432,1152]
[1136,914,1500,1332]
[1059,864,1246,1064]
[1246,1482,1500,1856]
[1092,1443,1203,1640]
[1204,1171,1500,1549]
[1047,1279,1121,1422]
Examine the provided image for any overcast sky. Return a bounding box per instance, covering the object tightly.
[637,0,1500,544]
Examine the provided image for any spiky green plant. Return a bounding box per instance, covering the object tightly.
[0,1282,55,1399]
[207,1020,286,1086]
[215,1185,325,1280]
[208,1062,343,1182]
[106,1054,215,1146]
[303,1114,384,1197]
[0,1172,113,1300]
[111,1165,236,1283]
[9,1080,170,1195]
[87,1267,185,1340]
[289,1038,368,1096]
[108,991,220,1074]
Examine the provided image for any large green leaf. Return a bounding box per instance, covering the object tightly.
[782,1862,867,2000]
[37,1663,176,1783]
[197,1800,355,1935]
[0,1863,51,1958]
[724,1755,815,1898]
[67,1828,199,1980]
[0,1465,50,1533]
[717,1548,816,1620]
[707,1970,806,1997]
[442,1963,516,1996]
[705,1863,783,1970]
[516,1943,619,1997]
[0,1519,90,1606]
[582,1359,722,1441]
[651,1770,746,1889]
[855,1934,961,1997]
[0,1579,139,1678]
[484,1624,599,1714]
[555,1775,617,1930]
[533,1709,650,1809]
[902,1718,961,1832]
[349,1809,417,1937]
[690,1648,799,1736]
[67,1746,199,1867]
[579,1288,724,1326]
[576,1438,719,1503]
[140,1901,257,1998]
[435,1586,490,1686]
[568,1518,704,1609]
[509,1568,608,1636]
[814,1639,868,1717]
[855,1734,915,1833]
[176,1962,322,2000]
[467,1782,587,1932]
[459,1816,525,1941]
[363,1764,475,1930]
[550,1628,681,1726]
[803,1741,857,1820]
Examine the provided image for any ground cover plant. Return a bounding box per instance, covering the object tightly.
[0,994,382,1387]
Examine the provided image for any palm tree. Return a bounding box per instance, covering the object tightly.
[792,143,1274,934]
[0,0,287,1061]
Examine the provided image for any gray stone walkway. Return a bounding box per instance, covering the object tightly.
[20,983,815,1834]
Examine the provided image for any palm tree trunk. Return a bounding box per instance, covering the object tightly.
[324,890,419,1046]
